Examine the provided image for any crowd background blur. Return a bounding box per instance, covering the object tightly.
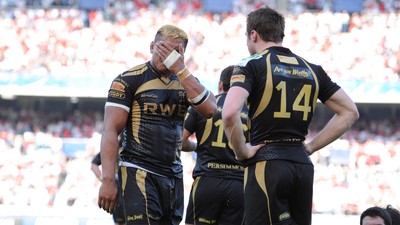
[1,0,400,224]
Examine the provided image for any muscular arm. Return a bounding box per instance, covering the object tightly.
[155,42,217,118]
[100,106,127,182]
[91,163,103,181]
[98,106,127,213]
[181,129,197,152]
[222,87,251,160]
[179,75,217,118]
[305,88,359,155]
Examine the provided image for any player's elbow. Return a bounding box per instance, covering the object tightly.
[195,101,217,119]
[205,107,217,119]
[90,164,98,174]
[203,95,217,118]
[342,104,360,130]
[221,109,235,128]
[348,107,360,125]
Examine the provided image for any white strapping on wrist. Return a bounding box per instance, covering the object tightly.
[176,67,191,81]
[189,89,210,106]
[163,50,180,69]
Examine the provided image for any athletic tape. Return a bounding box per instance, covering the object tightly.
[189,89,209,106]
[176,68,191,81]
[163,50,180,69]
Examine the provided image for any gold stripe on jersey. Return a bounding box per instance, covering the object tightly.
[254,53,273,118]
[259,48,269,56]
[122,64,148,77]
[215,95,222,106]
[132,100,141,144]
[192,177,201,223]
[300,58,319,111]
[184,110,191,120]
[255,161,272,224]
[198,94,222,145]
[135,169,150,224]
[121,166,127,192]
[199,118,212,145]
[136,79,183,95]
[244,166,248,190]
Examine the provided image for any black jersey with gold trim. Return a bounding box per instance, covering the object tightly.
[231,47,340,145]
[106,62,190,178]
[184,93,249,180]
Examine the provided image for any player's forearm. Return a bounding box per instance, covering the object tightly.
[307,112,358,154]
[177,70,217,118]
[223,113,248,160]
[100,132,119,181]
[190,91,216,119]
[91,164,103,181]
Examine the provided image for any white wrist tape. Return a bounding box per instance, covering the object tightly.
[176,68,191,81]
[163,50,181,69]
[189,89,210,106]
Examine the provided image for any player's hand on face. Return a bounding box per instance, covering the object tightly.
[98,181,118,214]
[155,41,185,74]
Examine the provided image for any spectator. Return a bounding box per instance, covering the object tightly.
[360,206,392,225]
[386,205,400,225]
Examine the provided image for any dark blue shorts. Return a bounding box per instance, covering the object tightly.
[185,176,244,225]
[244,160,314,225]
[119,167,183,225]
[113,181,126,224]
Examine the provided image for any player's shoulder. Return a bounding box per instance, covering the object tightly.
[236,53,263,67]
[121,63,149,77]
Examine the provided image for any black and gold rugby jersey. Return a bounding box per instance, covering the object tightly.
[184,93,249,180]
[231,47,340,146]
[106,62,190,178]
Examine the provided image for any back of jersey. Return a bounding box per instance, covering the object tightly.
[184,93,249,180]
[231,47,339,145]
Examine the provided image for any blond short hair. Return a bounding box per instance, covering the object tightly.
[155,25,189,49]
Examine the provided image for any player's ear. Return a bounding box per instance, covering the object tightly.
[218,81,223,93]
[150,41,155,54]
[250,30,258,42]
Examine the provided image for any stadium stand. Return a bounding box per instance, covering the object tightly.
[0,0,399,224]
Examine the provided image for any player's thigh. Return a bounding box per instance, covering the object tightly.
[185,176,244,225]
[244,160,296,225]
[218,178,244,225]
[113,175,126,224]
[289,163,314,225]
[185,176,227,225]
[120,167,183,225]
[185,177,220,224]
[113,204,126,224]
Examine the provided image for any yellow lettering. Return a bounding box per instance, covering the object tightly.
[177,105,187,117]
[143,103,157,113]
[207,163,244,171]
[199,218,211,224]
[273,66,282,73]
[160,104,176,115]
[143,103,186,117]
[127,214,144,221]
[284,69,292,75]
[292,69,309,77]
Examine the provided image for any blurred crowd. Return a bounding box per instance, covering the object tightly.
[0,0,399,85]
[0,106,399,215]
[0,0,400,217]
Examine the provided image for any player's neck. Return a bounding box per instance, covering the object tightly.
[257,42,282,53]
